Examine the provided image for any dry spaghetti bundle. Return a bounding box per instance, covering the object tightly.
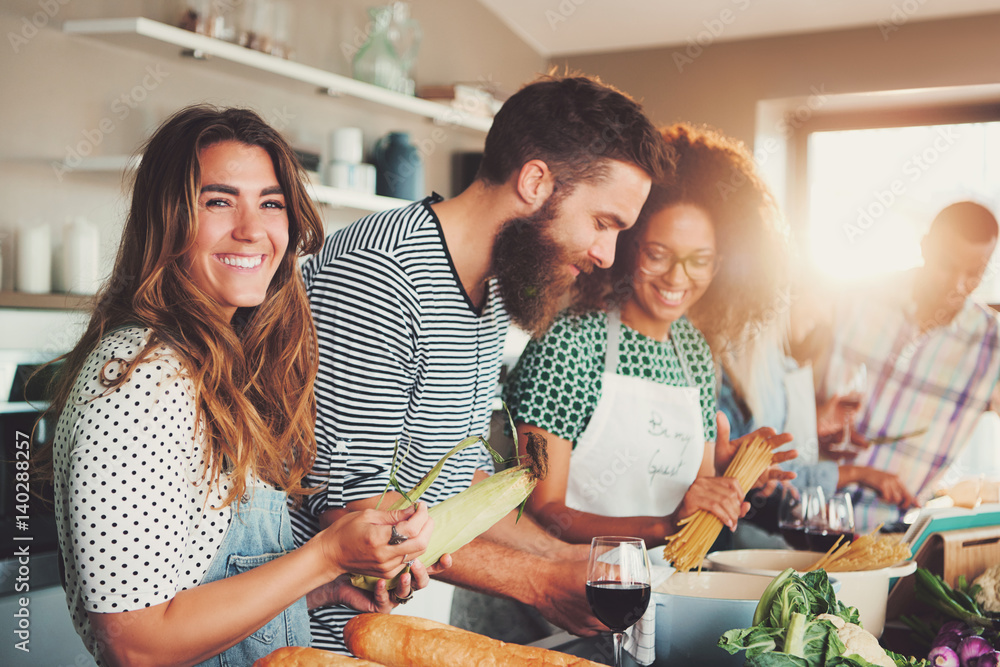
[662,435,774,571]
[805,526,911,572]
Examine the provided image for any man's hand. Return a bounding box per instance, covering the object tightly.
[816,395,871,461]
[839,465,919,509]
[818,429,870,462]
[531,559,607,636]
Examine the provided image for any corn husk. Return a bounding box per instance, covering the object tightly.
[350,431,547,591]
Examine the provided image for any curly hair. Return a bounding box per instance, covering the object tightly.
[573,122,791,388]
[36,105,325,507]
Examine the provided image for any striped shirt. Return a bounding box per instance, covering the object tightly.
[820,271,1000,532]
[289,195,509,653]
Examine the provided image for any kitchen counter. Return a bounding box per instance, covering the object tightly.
[531,630,643,666]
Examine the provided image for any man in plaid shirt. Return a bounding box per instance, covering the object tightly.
[817,201,1000,533]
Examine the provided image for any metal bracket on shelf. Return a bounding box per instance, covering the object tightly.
[180,48,210,60]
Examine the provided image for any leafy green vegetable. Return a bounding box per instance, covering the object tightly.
[913,568,997,630]
[719,569,925,667]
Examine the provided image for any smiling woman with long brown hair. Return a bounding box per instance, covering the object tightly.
[37,105,439,666]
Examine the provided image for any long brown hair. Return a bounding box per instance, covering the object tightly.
[573,123,791,401]
[38,105,324,506]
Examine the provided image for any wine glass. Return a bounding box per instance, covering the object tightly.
[827,361,867,461]
[805,492,856,553]
[586,536,651,667]
[777,485,826,550]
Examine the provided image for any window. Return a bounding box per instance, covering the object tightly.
[805,120,1000,295]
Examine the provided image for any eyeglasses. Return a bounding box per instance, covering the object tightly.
[636,244,720,282]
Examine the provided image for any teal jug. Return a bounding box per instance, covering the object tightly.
[373,131,424,201]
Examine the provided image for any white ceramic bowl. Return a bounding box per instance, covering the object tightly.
[704,549,916,637]
[650,571,778,666]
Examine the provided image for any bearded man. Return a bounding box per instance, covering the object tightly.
[290,74,668,653]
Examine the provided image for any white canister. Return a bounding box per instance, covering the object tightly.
[61,217,101,294]
[324,162,377,194]
[16,223,52,294]
[328,127,364,164]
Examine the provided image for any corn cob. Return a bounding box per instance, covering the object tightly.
[351,432,548,591]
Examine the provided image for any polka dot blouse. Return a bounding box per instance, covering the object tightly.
[52,326,232,661]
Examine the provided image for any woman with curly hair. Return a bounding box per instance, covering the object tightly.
[502,122,794,546]
[38,105,440,666]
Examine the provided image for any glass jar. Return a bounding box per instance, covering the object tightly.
[352,5,404,92]
[385,2,421,95]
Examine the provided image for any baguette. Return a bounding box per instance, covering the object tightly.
[344,614,604,666]
[254,645,386,666]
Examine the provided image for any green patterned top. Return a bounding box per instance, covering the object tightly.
[503,310,717,447]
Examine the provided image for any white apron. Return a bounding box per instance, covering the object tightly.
[565,311,705,517]
[781,361,819,466]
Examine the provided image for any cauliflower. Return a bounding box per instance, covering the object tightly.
[973,563,1000,613]
[816,614,896,667]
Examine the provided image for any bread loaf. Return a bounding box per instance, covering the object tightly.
[253,645,386,666]
[344,614,604,666]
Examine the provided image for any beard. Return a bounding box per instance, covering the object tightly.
[490,196,588,338]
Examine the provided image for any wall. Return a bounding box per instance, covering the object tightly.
[559,11,1000,147]
[0,0,546,350]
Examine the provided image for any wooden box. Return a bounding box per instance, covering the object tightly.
[885,525,1000,621]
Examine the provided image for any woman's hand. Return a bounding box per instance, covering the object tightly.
[309,554,454,612]
[673,476,749,532]
[316,502,434,581]
[713,412,796,495]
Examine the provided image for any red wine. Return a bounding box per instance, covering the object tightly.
[780,526,812,550]
[586,582,651,632]
[805,529,854,552]
[838,397,862,410]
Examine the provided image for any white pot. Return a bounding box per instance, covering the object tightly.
[705,548,916,637]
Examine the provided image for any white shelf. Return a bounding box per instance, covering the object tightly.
[55,156,411,214]
[59,154,140,172]
[306,184,411,211]
[62,17,494,133]
[0,401,51,415]
[0,291,93,311]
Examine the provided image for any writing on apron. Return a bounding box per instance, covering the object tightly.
[566,311,705,517]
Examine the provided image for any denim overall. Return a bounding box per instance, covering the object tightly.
[195,487,311,666]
